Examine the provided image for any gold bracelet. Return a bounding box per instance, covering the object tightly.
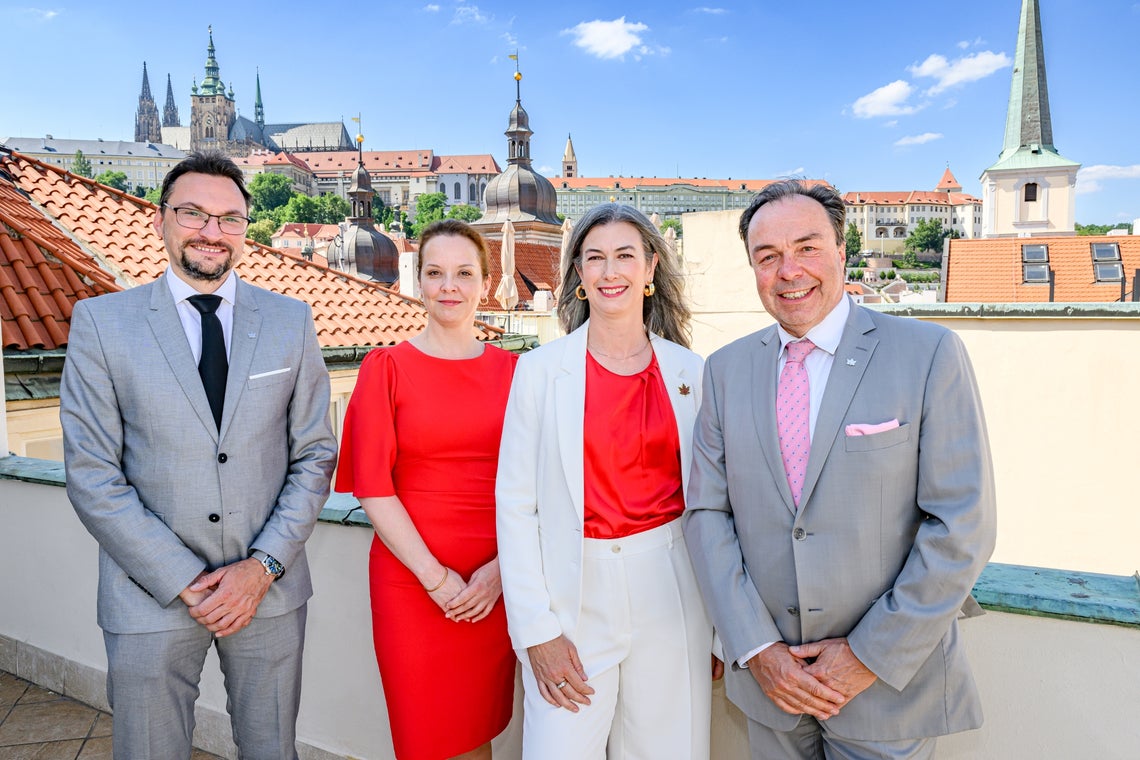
[424,567,448,593]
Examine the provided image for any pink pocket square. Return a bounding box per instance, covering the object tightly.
[845,419,900,436]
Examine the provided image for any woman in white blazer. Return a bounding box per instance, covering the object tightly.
[497,204,718,759]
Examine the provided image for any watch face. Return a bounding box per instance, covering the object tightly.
[263,556,284,577]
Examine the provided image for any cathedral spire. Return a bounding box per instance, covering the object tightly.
[199,25,227,98]
[134,62,161,143]
[999,0,1054,159]
[562,133,577,178]
[163,73,180,127]
[254,68,265,128]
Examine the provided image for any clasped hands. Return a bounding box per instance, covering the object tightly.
[425,557,502,624]
[178,558,273,638]
[747,638,877,722]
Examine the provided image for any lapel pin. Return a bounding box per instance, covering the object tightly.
[846,358,857,366]
[248,332,257,339]
[678,384,691,396]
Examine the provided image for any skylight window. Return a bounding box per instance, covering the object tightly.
[1022,244,1049,283]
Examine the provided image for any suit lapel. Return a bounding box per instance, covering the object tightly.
[652,336,698,496]
[798,305,878,510]
[146,276,219,441]
[220,280,262,440]
[555,323,589,522]
[752,326,797,514]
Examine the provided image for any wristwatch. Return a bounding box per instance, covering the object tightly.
[249,549,285,579]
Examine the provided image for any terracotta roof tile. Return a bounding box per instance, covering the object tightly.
[945,235,1140,303]
[556,176,792,191]
[843,190,981,205]
[432,154,502,174]
[0,150,502,349]
[483,238,562,309]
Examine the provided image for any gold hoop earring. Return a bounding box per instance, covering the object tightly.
[644,282,656,297]
[575,285,588,301]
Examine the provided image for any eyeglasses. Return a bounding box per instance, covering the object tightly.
[163,204,251,235]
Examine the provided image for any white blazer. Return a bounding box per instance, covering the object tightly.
[496,321,704,651]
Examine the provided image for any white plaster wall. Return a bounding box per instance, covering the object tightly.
[3,478,1139,758]
[0,350,7,457]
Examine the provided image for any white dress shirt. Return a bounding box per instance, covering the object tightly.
[165,267,237,362]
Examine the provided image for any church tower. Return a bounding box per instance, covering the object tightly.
[981,0,1079,237]
[134,62,162,143]
[163,74,180,127]
[254,69,265,129]
[562,134,578,178]
[189,26,236,152]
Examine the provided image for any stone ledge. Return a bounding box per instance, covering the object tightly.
[974,562,1140,628]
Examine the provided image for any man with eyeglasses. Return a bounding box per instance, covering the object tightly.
[60,151,337,759]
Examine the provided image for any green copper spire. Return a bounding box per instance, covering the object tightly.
[254,68,265,128]
[198,25,228,98]
[986,0,1076,172]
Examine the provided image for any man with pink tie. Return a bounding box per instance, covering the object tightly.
[683,180,996,760]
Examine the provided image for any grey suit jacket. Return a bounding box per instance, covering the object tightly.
[61,275,337,634]
[683,300,996,741]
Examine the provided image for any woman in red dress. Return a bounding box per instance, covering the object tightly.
[337,219,517,760]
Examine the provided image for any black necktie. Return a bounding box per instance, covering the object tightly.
[188,294,228,430]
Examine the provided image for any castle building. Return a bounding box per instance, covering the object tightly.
[980,0,1079,237]
[147,27,352,156]
[842,168,983,255]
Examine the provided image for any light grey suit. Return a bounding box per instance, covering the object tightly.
[61,274,336,757]
[683,301,996,747]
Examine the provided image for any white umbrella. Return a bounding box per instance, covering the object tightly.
[649,212,661,229]
[495,220,519,310]
[664,225,677,248]
[559,216,574,275]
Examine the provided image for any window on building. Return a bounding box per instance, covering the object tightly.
[1024,183,1038,202]
[1092,243,1123,281]
[1022,244,1049,283]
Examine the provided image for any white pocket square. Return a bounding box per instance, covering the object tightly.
[845,419,900,436]
[248,367,291,380]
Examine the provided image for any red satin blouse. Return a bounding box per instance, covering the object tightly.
[583,350,685,539]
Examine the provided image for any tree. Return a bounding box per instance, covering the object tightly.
[248,173,294,215]
[410,192,447,238]
[144,186,162,205]
[660,218,682,238]
[94,171,129,192]
[372,196,396,230]
[1077,222,1132,235]
[280,194,319,224]
[904,218,946,255]
[246,218,277,246]
[71,150,93,178]
[447,204,483,223]
[315,193,350,224]
[844,222,862,262]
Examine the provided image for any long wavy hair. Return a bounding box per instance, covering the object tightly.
[556,204,691,348]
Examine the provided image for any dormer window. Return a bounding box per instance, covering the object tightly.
[1092,242,1123,282]
[1022,244,1049,283]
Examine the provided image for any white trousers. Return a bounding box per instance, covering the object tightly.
[519,518,713,760]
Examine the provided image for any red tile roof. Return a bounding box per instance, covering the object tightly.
[556,176,785,191]
[433,154,501,174]
[236,151,313,172]
[483,238,562,309]
[302,150,437,177]
[945,235,1140,303]
[935,168,962,192]
[0,149,501,350]
[843,190,980,206]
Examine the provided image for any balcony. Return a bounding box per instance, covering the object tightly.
[3,306,1140,758]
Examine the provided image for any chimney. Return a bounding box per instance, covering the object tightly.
[399,251,420,299]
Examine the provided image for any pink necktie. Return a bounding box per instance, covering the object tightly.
[777,338,815,508]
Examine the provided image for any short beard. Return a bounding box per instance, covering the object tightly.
[178,239,234,281]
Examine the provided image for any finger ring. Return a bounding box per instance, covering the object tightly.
[555,679,568,689]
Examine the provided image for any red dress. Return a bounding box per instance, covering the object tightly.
[337,341,518,760]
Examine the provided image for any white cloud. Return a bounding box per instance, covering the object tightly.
[852,81,922,119]
[423,3,440,12]
[778,167,806,177]
[2,7,59,22]
[957,40,969,50]
[693,6,727,13]
[884,120,898,128]
[909,50,1010,95]
[539,165,554,174]
[1076,164,1140,194]
[894,132,943,147]
[453,4,488,24]
[502,31,518,47]
[564,17,656,60]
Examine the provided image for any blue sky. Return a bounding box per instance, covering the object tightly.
[3,1,1138,224]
